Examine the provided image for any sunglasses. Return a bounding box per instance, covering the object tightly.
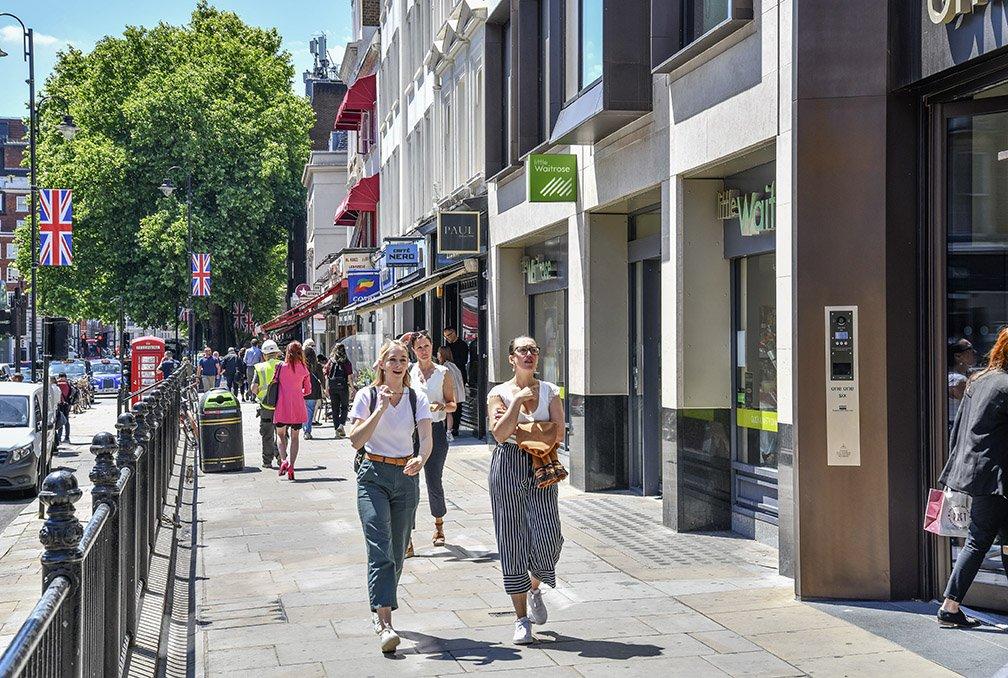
[512,346,540,356]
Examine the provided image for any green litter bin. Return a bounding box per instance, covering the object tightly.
[199,388,244,472]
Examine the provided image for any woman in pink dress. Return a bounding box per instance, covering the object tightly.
[274,341,312,480]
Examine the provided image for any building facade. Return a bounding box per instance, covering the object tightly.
[0,118,29,364]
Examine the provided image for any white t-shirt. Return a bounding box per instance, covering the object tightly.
[409,363,448,423]
[349,386,432,458]
[487,381,560,423]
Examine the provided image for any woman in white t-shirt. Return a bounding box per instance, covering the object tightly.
[486,335,565,646]
[409,331,456,548]
[347,339,433,654]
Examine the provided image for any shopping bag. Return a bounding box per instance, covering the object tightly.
[923,488,971,538]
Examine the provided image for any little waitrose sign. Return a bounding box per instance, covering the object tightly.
[927,0,989,24]
[528,154,578,202]
[717,182,776,237]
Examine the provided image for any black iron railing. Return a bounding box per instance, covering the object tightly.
[0,363,192,678]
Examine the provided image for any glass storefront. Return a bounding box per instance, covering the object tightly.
[532,290,566,394]
[943,104,1008,601]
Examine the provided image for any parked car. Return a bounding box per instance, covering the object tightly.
[0,382,56,496]
[46,358,92,382]
[89,358,122,395]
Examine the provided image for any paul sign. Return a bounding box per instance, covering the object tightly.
[437,211,481,255]
[927,0,988,24]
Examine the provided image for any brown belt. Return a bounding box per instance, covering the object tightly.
[365,453,409,467]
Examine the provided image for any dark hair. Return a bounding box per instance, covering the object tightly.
[948,338,973,366]
[332,344,347,362]
[508,336,537,355]
[305,346,319,370]
[411,330,432,347]
[251,338,259,346]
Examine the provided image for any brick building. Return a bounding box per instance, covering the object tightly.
[0,118,28,294]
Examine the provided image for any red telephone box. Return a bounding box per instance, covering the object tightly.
[131,336,165,405]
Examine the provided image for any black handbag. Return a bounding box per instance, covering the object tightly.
[263,363,282,408]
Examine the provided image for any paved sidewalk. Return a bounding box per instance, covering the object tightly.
[195,401,961,677]
[0,397,115,648]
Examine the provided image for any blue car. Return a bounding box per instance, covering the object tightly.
[89,359,122,395]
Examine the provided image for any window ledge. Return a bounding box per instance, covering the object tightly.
[652,15,754,76]
[487,161,524,185]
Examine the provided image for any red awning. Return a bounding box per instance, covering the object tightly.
[261,279,347,333]
[333,174,380,227]
[334,73,377,130]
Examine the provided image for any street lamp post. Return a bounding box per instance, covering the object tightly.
[0,13,77,382]
[159,169,192,359]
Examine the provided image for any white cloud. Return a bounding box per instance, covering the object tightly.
[0,25,65,49]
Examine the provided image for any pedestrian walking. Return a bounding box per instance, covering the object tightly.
[303,344,325,439]
[244,339,264,401]
[410,332,456,547]
[938,327,1008,628]
[442,328,469,438]
[437,346,466,443]
[273,341,312,480]
[327,344,353,437]
[347,339,433,654]
[250,340,282,468]
[55,373,76,445]
[486,335,565,645]
[197,347,221,392]
[158,350,179,380]
[222,347,242,396]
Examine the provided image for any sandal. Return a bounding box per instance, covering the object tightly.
[405,539,415,558]
[433,518,445,547]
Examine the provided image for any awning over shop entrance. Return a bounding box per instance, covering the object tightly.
[333,174,380,227]
[342,264,472,317]
[261,279,347,333]
[333,73,376,130]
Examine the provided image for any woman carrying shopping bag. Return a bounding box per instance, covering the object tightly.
[937,327,1008,627]
[272,341,312,480]
[347,339,433,654]
[486,335,565,645]
[438,346,466,442]
[410,331,456,547]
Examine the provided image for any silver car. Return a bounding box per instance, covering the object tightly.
[0,383,56,496]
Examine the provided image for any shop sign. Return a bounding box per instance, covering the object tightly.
[523,256,558,284]
[927,0,988,24]
[717,182,776,236]
[384,240,420,267]
[335,251,373,279]
[528,154,578,202]
[437,211,481,255]
[347,269,380,303]
[380,265,395,293]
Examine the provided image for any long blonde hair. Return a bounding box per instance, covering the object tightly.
[372,340,413,388]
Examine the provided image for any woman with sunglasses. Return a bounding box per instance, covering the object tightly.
[487,335,565,645]
[409,331,457,547]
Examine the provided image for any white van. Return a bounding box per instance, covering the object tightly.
[0,383,56,496]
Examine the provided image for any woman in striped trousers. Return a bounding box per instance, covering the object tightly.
[487,335,566,645]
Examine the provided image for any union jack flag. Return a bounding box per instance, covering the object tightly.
[191,253,211,297]
[232,301,246,329]
[244,311,255,333]
[178,306,191,322]
[39,189,73,267]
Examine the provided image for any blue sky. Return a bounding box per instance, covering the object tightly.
[0,1,352,118]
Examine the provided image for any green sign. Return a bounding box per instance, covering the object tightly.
[528,154,578,202]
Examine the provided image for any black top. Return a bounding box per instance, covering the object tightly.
[940,370,1008,497]
[306,362,324,400]
[446,338,469,384]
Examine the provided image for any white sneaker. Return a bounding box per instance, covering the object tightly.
[372,613,382,635]
[379,627,400,653]
[512,617,533,645]
[446,431,454,442]
[527,588,547,625]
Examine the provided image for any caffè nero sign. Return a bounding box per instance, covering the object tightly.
[717,182,776,236]
[928,0,990,24]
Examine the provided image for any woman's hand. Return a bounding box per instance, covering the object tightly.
[515,386,536,403]
[403,456,425,476]
[376,385,394,411]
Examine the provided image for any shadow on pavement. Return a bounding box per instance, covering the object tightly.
[398,630,524,666]
[292,476,347,483]
[536,630,662,660]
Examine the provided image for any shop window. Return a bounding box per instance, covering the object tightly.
[683,0,730,46]
[734,253,777,472]
[531,290,566,398]
[652,0,754,73]
[578,0,603,90]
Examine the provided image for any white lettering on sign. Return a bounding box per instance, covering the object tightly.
[928,0,989,24]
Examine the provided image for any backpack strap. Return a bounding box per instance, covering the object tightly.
[408,387,417,427]
[368,386,376,414]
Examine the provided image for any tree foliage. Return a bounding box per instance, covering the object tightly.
[18,2,313,329]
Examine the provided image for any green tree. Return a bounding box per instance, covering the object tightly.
[18,2,313,345]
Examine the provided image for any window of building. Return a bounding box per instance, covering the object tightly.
[15,219,24,231]
[6,244,16,259]
[7,266,18,282]
[0,121,8,144]
[474,68,484,176]
[501,21,512,167]
[579,0,603,89]
[15,195,27,213]
[682,0,731,46]
[0,193,5,215]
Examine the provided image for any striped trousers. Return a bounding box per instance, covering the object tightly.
[488,442,564,594]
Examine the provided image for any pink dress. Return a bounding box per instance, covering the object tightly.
[272,362,311,425]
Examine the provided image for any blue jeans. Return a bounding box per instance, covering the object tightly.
[304,399,317,434]
[944,494,1008,602]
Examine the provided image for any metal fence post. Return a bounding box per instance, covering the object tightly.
[90,431,121,677]
[38,469,84,678]
[115,412,138,640]
[133,400,155,568]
